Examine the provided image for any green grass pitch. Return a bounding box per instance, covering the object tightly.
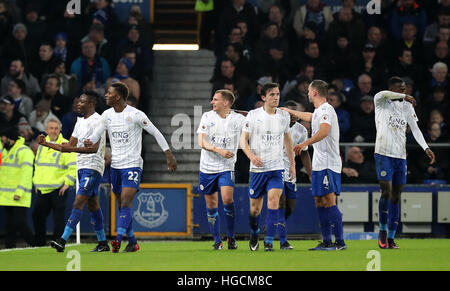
[0,239,449,271]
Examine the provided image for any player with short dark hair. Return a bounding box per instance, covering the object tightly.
[240,82,296,252]
[84,82,177,253]
[38,91,108,252]
[282,79,345,251]
[374,77,435,249]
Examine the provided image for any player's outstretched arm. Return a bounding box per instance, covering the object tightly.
[37,134,100,154]
[279,107,313,122]
[198,133,234,159]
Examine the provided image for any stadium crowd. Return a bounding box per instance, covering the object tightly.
[0,0,449,186]
[202,0,450,184]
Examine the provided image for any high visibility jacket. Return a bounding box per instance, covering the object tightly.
[0,137,34,207]
[33,134,77,194]
[0,142,3,167]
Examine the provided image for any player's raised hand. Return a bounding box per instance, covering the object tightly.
[425,148,435,165]
[405,95,416,107]
[294,143,307,155]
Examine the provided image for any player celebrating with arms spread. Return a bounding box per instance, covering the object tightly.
[84,82,177,253]
[197,89,245,250]
[240,82,295,252]
[374,77,435,249]
[282,80,345,251]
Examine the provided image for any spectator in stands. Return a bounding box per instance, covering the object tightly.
[425,41,450,73]
[428,109,449,140]
[292,0,333,41]
[327,91,350,142]
[342,146,377,184]
[34,74,71,120]
[28,99,60,134]
[6,78,33,117]
[327,32,358,81]
[0,95,33,141]
[60,97,79,139]
[211,58,254,103]
[353,43,388,92]
[2,23,37,68]
[390,0,427,41]
[116,25,153,80]
[422,87,449,125]
[266,4,293,42]
[365,25,394,63]
[70,39,111,93]
[423,6,450,45]
[295,39,327,80]
[349,95,376,142]
[81,23,114,67]
[53,32,77,69]
[388,48,424,94]
[346,73,375,112]
[428,62,449,94]
[31,42,61,83]
[224,42,253,80]
[23,4,47,50]
[0,0,20,48]
[88,0,121,46]
[50,59,79,100]
[415,122,449,182]
[106,57,140,101]
[326,6,366,52]
[395,22,425,66]
[283,75,311,111]
[125,8,154,45]
[126,95,139,108]
[254,22,292,87]
[217,0,260,50]
[1,59,41,98]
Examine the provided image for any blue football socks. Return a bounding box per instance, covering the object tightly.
[90,208,106,242]
[379,197,388,231]
[277,208,287,245]
[207,207,221,243]
[223,203,235,239]
[265,209,278,245]
[388,201,400,239]
[117,207,132,242]
[62,208,82,241]
[317,207,332,244]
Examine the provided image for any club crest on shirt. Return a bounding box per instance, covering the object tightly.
[126,116,132,123]
[133,192,169,229]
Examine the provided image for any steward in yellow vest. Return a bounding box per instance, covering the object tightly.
[32,119,77,246]
[0,127,35,248]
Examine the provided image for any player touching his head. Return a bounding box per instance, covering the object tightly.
[374,77,435,249]
[240,82,295,252]
[197,89,245,250]
[282,80,345,251]
[84,82,177,253]
[38,91,109,252]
